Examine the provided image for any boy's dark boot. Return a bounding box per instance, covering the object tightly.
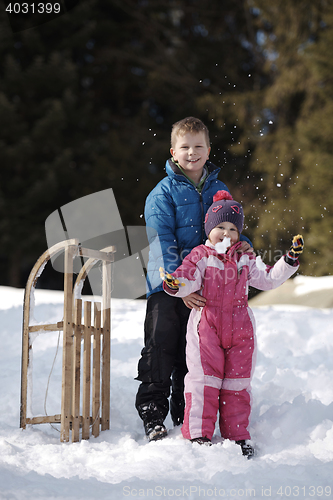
[137,402,168,442]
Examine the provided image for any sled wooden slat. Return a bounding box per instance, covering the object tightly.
[92,303,101,438]
[101,261,111,432]
[60,244,77,443]
[28,323,105,335]
[26,415,105,425]
[20,239,115,442]
[82,301,92,440]
[72,299,82,443]
[26,415,62,424]
[29,322,64,333]
[78,247,114,262]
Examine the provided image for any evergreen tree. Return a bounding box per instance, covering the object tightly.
[0,0,261,287]
[247,0,333,276]
[201,1,333,276]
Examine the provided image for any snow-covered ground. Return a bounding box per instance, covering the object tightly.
[0,283,333,500]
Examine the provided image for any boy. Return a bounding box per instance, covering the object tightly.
[162,190,303,457]
[135,117,252,441]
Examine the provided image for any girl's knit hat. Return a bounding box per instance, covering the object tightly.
[204,190,244,237]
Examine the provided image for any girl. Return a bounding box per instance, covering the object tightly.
[161,191,303,458]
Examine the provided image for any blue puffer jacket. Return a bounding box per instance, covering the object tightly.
[145,159,250,297]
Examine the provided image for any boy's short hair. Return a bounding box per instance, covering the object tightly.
[171,117,210,149]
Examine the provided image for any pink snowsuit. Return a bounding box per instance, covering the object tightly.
[163,240,299,441]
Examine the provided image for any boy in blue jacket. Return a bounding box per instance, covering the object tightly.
[135,117,252,441]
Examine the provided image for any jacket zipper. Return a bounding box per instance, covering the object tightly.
[178,166,219,244]
[198,192,205,243]
[196,170,213,243]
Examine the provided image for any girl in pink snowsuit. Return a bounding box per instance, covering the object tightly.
[162,191,303,457]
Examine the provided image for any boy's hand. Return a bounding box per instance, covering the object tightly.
[159,267,185,291]
[288,234,304,259]
[182,292,206,311]
[237,241,255,254]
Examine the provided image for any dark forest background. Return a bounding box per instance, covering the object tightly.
[0,0,332,289]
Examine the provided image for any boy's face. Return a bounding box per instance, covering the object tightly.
[170,132,211,182]
[209,221,239,247]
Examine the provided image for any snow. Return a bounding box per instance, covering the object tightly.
[215,238,231,254]
[293,275,333,296]
[1,285,333,500]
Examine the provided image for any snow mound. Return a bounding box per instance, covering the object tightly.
[0,286,332,499]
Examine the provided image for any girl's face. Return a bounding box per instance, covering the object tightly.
[209,221,239,247]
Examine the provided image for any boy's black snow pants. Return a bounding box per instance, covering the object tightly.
[135,291,190,426]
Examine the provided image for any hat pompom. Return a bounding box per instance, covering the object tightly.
[213,190,233,203]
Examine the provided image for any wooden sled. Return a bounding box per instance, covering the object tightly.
[20,239,116,442]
